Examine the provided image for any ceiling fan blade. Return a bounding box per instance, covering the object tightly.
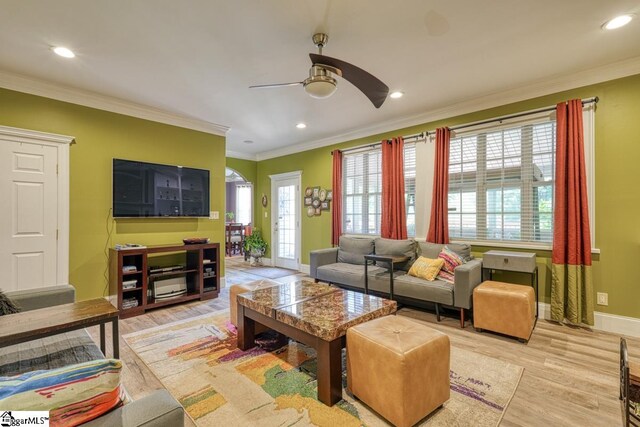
[249,82,303,89]
[309,53,389,108]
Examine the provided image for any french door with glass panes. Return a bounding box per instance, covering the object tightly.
[270,172,301,270]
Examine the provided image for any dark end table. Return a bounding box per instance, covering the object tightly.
[0,298,120,358]
[363,254,410,300]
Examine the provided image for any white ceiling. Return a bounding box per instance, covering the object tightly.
[1,0,639,158]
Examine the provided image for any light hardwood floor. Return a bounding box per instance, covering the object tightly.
[88,257,639,426]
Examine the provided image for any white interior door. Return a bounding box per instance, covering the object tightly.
[0,140,59,291]
[271,172,301,270]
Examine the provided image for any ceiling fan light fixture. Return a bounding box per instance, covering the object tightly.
[303,76,337,99]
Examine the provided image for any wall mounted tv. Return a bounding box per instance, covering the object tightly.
[113,159,210,218]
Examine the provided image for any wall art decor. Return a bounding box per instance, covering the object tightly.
[304,186,332,217]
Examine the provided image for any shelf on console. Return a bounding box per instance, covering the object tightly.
[148,268,198,279]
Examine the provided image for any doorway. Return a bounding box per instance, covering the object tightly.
[0,125,72,291]
[270,171,301,270]
[225,168,252,257]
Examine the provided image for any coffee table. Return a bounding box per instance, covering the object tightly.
[236,280,397,406]
[0,298,120,358]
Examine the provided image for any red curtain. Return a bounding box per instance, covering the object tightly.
[381,137,407,239]
[331,150,343,246]
[551,99,594,325]
[427,128,450,244]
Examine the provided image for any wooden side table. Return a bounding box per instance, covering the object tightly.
[0,298,120,358]
[363,254,410,300]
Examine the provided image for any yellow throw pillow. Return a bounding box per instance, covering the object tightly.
[408,257,445,281]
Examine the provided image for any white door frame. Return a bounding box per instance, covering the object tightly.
[0,125,74,285]
[269,171,302,270]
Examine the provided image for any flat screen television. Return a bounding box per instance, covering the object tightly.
[113,159,210,218]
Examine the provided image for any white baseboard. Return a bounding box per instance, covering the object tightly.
[261,257,272,266]
[537,302,640,338]
[299,264,310,275]
[220,276,226,289]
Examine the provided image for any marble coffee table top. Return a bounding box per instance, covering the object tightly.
[236,280,336,317]
[274,289,397,341]
[238,280,397,341]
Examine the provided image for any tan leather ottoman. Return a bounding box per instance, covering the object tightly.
[473,281,536,342]
[229,280,280,333]
[347,315,450,427]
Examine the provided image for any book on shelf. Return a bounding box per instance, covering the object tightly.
[122,265,138,273]
[122,297,139,309]
[123,279,138,289]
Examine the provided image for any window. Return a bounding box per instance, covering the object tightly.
[448,116,556,244]
[235,184,252,225]
[343,149,382,235]
[342,144,417,236]
[404,143,416,237]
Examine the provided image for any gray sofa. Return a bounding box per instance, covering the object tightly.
[1,285,184,427]
[310,236,483,327]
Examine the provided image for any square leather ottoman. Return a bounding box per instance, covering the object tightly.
[473,280,536,342]
[347,315,450,427]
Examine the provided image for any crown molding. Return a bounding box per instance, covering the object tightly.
[0,124,75,145]
[255,55,640,161]
[0,70,230,136]
[225,150,258,161]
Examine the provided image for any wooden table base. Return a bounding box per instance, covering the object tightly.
[237,303,345,406]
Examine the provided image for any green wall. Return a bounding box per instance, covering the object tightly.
[255,73,640,319]
[0,87,227,301]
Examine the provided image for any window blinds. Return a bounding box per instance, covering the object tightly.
[404,143,417,237]
[448,118,556,243]
[343,149,382,235]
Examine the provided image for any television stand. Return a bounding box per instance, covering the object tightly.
[109,242,220,318]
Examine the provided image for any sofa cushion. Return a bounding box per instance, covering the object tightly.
[418,242,472,261]
[374,238,417,271]
[0,330,104,377]
[437,246,466,284]
[337,236,375,265]
[0,359,126,427]
[408,257,444,281]
[366,269,407,294]
[317,262,386,289]
[394,275,454,306]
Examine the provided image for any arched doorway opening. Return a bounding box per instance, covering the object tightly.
[225,168,252,257]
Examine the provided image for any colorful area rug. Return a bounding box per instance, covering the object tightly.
[123,311,523,426]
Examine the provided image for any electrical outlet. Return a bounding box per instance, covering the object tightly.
[210,211,219,220]
[264,211,268,218]
[596,292,608,306]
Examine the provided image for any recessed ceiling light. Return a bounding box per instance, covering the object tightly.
[52,46,75,58]
[390,91,404,99]
[296,123,307,129]
[243,140,254,144]
[603,14,634,30]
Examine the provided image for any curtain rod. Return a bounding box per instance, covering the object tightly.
[330,96,597,155]
[330,132,426,155]
[430,96,599,134]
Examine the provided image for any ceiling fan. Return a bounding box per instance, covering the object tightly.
[249,33,389,108]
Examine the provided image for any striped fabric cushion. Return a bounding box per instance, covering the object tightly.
[0,359,126,427]
[436,246,466,284]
